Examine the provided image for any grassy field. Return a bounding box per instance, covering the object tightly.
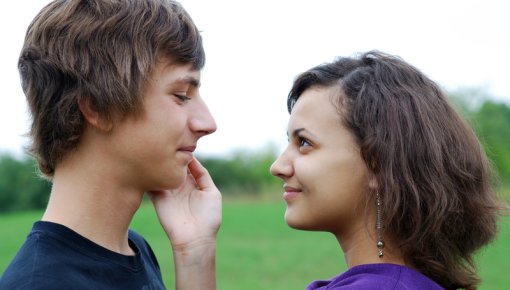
[1,199,509,290]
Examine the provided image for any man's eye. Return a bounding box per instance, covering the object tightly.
[174,94,191,101]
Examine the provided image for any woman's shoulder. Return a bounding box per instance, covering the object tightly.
[306,263,444,290]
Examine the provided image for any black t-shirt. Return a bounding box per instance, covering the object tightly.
[0,221,166,289]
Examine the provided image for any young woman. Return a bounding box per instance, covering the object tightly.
[270,51,504,290]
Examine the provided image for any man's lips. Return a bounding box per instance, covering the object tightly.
[178,145,196,152]
[177,146,196,162]
[283,185,302,201]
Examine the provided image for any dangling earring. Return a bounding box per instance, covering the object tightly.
[376,192,384,258]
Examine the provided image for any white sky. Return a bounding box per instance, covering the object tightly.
[1,0,509,157]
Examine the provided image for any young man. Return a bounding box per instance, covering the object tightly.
[0,1,220,289]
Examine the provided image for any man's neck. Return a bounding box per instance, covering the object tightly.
[42,153,144,256]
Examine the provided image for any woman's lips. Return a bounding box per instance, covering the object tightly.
[283,185,301,201]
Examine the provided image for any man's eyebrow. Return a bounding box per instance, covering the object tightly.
[174,76,201,88]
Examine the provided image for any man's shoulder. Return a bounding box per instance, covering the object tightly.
[0,223,73,289]
[1,224,165,290]
[0,272,70,290]
[128,228,146,244]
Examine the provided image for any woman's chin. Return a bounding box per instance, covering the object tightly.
[285,211,311,231]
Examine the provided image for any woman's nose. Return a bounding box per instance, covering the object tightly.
[270,150,293,179]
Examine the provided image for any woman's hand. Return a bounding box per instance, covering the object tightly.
[149,157,221,290]
[149,157,222,247]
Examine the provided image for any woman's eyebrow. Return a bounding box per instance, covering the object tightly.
[288,128,305,138]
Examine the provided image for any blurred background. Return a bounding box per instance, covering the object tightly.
[1,0,509,289]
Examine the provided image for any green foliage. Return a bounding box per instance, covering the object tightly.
[449,89,510,184]
[197,145,281,196]
[0,145,282,212]
[0,154,51,213]
[449,87,491,116]
[473,102,510,182]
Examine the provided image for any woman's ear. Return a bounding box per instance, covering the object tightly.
[78,98,113,132]
[368,177,378,190]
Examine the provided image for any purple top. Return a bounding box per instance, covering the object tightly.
[306,263,444,290]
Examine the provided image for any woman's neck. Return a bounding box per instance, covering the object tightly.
[336,223,406,268]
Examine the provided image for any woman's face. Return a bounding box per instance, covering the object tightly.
[270,86,370,236]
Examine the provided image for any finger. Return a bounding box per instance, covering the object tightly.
[188,157,216,190]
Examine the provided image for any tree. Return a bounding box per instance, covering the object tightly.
[472,101,510,182]
[448,88,510,185]
[0,154,51,213]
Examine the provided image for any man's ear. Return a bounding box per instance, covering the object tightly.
[78,98,113,132]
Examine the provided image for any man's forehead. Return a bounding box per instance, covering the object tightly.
[153,61,201,85]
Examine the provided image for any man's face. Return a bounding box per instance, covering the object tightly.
[105,61,217,191]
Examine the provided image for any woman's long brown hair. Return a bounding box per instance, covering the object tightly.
[288,51,504,289]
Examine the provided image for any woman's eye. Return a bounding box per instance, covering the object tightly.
[298,136,312,147]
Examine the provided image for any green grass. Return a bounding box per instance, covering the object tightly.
[1,200,509,290]
[130,200,343,290]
